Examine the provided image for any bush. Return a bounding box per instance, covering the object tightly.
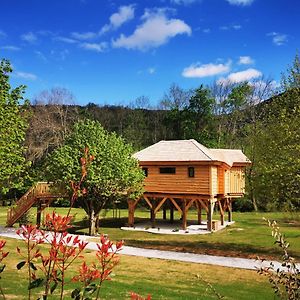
[232,197,254,212]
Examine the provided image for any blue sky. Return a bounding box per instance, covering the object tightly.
[1,0,299,106]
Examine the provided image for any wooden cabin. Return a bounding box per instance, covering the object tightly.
[128,139,251,231]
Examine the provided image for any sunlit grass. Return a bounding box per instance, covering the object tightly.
[1,207,299,260]
[0,237,275,299]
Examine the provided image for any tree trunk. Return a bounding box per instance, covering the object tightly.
[89,209,96,236]
[95,215,100,233]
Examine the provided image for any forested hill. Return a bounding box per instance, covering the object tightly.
[25,87,292,164]
[26,104,169,165]
[2,55,300,213]
[25,85,300,212]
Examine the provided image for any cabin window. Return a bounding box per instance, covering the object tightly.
[159,167,176,174]
[188,167,195,178]
[142,167,148,177]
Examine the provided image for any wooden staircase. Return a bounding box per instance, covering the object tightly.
[6,182,67,227]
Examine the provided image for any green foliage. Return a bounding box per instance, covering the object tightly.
[0,59,30,195]
[249,89,300,210]
[258,219,300,300]
[45,119,144,234]
[223,82,253,113]
[281,53,300,91]
[183,85,217,146]
[163,84,217,146]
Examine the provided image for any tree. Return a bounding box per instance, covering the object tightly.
[26,87,79,165]
[183,85,217,146]
[160,84,193,140]
[250,89,300,210]
[281,52,300,91]
[0,59,29,195]
[246,55,300,211]
[45,119,144,235]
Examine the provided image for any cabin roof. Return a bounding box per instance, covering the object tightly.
[133,139,250,167]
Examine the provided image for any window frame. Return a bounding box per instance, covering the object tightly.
[142,167,148,177]
[188,166,195,178]
[159,167,176,174]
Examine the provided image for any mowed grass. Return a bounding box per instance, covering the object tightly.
[1,206,300,260]
[0,237,275,299]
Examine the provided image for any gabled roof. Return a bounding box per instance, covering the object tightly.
[133,139,250,167]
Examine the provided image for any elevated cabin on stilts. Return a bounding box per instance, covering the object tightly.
[128,139,251,232]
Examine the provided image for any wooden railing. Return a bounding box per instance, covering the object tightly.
[6,182,66,227]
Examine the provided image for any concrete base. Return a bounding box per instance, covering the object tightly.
[121,220,235,235]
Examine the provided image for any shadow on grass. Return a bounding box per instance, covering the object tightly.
[67,217,300,260]
[70,217,148,232]
[125,238,288,258]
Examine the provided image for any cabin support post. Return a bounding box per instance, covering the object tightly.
[196,201,202,225]
[228,198,232,222]
[150,199,157,228]
[220,212,225,226]
[36,200,42,228]
[207,199,214,232]
[163,204,167,220]
[127,199,135,227]
[218,199,225,226]
[170,204,174,223]
[182,199,187,230]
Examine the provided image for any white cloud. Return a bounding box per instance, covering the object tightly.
[148,67,156,74]
[226,0,254,6]
[218,68,262,84]
[55,36,78,44]
[35,51,48,62]
[1,45,20,51]
[170,0,200,5]
[182,61,231,78]
[112,9,191,50]
[21,32,37,43]
[50,49,69,61]
[71,31,97,40]
[14,71,37,81]
[232,25,242,30]
[0,30,6,38]
[220,24,242,30]
[238,56,254,65]
[100,5,135,35]
[80,42,107,52]
[267,32,288,46]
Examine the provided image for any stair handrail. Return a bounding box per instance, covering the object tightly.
[6,182,54,226]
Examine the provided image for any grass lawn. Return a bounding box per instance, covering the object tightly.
[1,206,299,261]
[0,237,275,299]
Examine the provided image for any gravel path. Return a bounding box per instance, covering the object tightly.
[0,226,297,271]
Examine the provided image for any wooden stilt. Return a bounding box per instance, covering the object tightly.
[163,204,167,220]
[36,201,42,228]
[196,201,202,225]
[207,200,213,231]
[220,212,225,226]
[182,199,187,230]
[170,204,174,223]
[127,200,135,227]
[151,198,157,228]
[228,198,232,222]
[218,199,225,226]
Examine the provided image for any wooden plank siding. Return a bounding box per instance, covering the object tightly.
[142,164,210,195]
[217,166,224,195]
[224,169,230,194]
[230,167,245,194]
[211,166,218,195]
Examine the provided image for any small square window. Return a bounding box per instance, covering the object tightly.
[142,167,148,177]
[159,167,176,174]
[188,167,195,177]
